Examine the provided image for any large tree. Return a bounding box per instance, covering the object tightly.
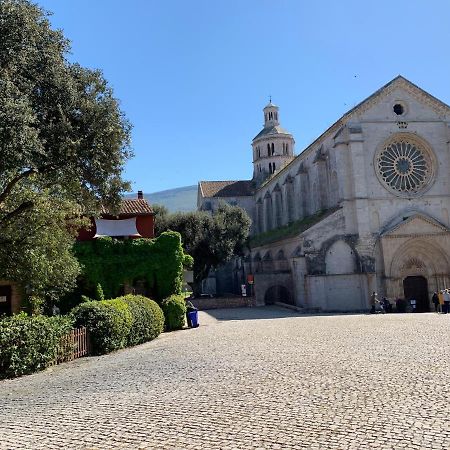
[0,1,132,298]
[155,203,251,293]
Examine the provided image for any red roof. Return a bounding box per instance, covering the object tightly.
[101,199,154,216]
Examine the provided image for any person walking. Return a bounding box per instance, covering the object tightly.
[438,290,444,313]
[370,291,377,314]
[432,292,439,313]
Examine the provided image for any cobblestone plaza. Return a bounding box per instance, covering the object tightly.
[1,308,449,449]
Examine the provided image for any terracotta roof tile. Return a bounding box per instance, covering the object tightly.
[101,199,154,216]
[199,180,254,198]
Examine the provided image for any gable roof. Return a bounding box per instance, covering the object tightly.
[258,75,450,190]
[199,180,254,198]
[101,199,154,216]
[381,212,448,237]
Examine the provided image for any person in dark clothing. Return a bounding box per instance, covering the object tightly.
[432,292,439,313]
[382,297,392,313]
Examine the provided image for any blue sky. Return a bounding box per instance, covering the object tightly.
[38,0,450,193]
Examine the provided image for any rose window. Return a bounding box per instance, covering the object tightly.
[376,140,431,194]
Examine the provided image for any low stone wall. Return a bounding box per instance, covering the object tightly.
[191,296,256,310]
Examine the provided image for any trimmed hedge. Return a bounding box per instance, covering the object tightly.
[0,313,73,379]
[71,295,164,355]
[119,295,165,346]
[161,294,187,331]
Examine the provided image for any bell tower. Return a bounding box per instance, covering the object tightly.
[252,101,295,184]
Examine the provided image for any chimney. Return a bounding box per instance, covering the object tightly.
[137,190,143,199]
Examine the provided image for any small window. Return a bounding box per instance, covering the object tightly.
[286,143,289,153]
[267,143,270,156]
[271,143,275,155]
[273,163,276,171]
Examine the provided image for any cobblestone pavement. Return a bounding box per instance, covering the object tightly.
[1,308,449,449]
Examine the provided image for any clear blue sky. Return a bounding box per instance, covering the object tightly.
[38,0,450,193]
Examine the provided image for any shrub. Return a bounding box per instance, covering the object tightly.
[0,313,73,379]
[71,299,132,355]
[71,295,164,354]
[118,295,165,346]
[161,294,187,331]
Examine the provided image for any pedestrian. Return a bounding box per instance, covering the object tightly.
[432,292,439,313]
[443,289,450,315]
[370,291,377,314]
[382,297,392,313]
[438,290,444,313]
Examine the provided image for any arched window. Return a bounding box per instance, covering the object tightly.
[271,143,275,155]
[286,143,289,153]
[275,112,278,120]
[267,143,270,156]
[273,162,276,172]
[265,114,267,122]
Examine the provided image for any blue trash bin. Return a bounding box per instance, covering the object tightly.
[187,310,199,328]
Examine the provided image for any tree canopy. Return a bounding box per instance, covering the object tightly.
[155,203,251,292]
[0,0,132,298]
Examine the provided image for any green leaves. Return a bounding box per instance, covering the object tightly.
[155,203,251,290]
[0,1,132,301]
[73,232,186,302]
[71,295,164,355]
[0,313,73,379]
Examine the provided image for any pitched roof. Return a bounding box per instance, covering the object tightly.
[101,199,154,216]
[258,75,450,190]
[253,125,292,141]
[199,180,254,198]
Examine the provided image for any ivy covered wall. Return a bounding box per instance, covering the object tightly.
[74,231,190,300]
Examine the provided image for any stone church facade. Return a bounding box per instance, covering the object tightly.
[198,76,450,311]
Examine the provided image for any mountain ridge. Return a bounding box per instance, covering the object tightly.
[125,185,198,213]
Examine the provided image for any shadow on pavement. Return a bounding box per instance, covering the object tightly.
[200,305,306,322]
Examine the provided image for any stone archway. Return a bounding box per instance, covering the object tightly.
[403,276,429,312]
[387,238,449,310]
[264,285,293,305]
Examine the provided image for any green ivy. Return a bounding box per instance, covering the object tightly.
[74,231,186,301]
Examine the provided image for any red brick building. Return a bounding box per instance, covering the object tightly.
[77,191,155,241]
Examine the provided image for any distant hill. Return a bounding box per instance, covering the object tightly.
[125,185,198,213]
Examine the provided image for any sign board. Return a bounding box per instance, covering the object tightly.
[241,284,247,297]
[247,274,254,285]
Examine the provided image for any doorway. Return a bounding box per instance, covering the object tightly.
[264,285,293,305]
[403,276,429,312]
[0,285,12,316]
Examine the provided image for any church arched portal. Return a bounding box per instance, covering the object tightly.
[264,285,293,305]
[403,276,429,312]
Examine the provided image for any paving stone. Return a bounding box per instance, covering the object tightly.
[0,307,449,449]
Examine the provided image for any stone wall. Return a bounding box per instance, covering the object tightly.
[190,296,255,310]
